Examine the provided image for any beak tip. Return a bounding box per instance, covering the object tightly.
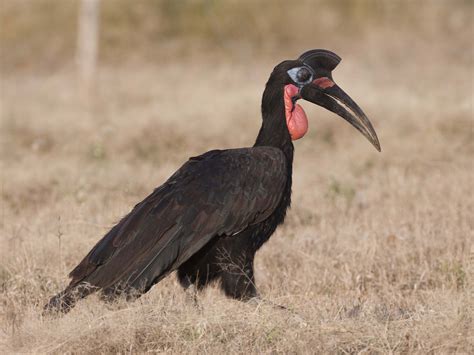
[373,140,381,152]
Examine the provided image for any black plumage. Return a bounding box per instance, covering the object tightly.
[45,49,380,313]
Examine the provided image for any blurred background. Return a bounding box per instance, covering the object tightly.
[1,0,471,166]
[1,0,472,69]
[0,1,473,353]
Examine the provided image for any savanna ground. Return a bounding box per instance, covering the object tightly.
[1,1,473,353]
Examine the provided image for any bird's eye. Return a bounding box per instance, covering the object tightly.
[287,66,313,85]
[296,68,311,82]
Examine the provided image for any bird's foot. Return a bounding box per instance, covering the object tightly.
[246,296,287,310]
[246,296,307,326]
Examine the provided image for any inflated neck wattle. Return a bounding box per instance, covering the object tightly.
[284,84,308,140]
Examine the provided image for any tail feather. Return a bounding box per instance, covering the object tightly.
[43,283,97,315]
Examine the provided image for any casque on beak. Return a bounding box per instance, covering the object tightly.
[298,49,381,152]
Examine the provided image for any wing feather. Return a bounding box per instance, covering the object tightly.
[68,147,287,292]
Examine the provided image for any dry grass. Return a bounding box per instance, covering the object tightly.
[1,1,473,353]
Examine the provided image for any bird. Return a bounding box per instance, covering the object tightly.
[45,49,380,313]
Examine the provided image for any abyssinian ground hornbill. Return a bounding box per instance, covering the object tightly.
[45,49,380,313]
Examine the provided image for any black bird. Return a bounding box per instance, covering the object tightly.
[45,49,380,313]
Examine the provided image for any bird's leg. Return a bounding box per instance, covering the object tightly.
[221,265,257,300]
[184,282,202,311]
[219,249,258,300]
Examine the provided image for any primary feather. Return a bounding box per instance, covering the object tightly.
[65,147,286,296]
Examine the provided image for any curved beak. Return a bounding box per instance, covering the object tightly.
[300,77,381,152]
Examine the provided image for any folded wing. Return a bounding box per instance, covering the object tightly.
[68,147,287,293]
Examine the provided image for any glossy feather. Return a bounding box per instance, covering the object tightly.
[68,147,287,294]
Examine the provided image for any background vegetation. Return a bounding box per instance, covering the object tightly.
[1,0,472,353]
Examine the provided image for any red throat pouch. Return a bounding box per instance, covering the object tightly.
[284,84,308,140]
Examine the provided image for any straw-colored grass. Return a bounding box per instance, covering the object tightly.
[1,1,472,353]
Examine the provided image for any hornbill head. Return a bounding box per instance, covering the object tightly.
[277,49,381,151]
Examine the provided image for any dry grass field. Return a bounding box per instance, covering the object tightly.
[1,1,473,353]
